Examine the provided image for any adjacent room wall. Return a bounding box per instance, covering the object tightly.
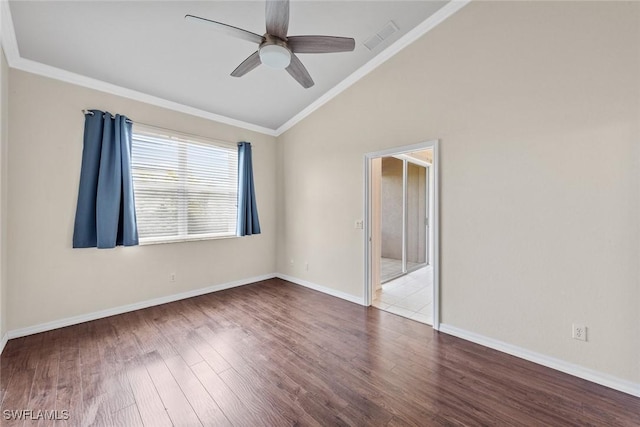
[0,47,8,341]
[277,1,640,384]
[380,157,403,261]
[7,70,277,331]
[406,162,426,265]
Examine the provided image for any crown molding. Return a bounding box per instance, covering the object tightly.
[0,0,469,138]
[0,0,277,136]
[0,0,20,63]
[274,0,471,136]
[11,56,279,136]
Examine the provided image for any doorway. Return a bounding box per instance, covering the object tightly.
[364,141,439,329]
[379,155,430,282]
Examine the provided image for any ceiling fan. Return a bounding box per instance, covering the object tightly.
[185,0,356,89]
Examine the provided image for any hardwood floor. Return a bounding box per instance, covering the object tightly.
[1,278,638,426]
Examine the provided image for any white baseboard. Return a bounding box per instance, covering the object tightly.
[0,333,7,355]
[439,323,640,398]
[6,273,277,340]
[3,272,366,347]
[4,275,637,400]
[276,273,365,306]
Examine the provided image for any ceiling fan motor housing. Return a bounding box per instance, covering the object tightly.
[259,34,292,69]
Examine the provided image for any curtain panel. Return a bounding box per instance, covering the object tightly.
[73,110,138,248]
[237,142,261,236]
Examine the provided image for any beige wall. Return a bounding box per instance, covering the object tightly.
[7,70,277,331]
[277,1,640,383]
[0,47,8,339]
[407,150,432,164]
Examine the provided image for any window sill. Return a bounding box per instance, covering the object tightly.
[139,234,238,246]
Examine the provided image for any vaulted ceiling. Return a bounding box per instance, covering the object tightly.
[7,1,456,133]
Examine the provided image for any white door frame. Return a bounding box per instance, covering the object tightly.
[363,140,440,330]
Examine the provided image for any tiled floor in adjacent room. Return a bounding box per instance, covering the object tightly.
[372,265,433,325]
[380,257,421,283]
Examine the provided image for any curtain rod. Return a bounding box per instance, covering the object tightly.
[81,110,239,147]
[83,109,133,124]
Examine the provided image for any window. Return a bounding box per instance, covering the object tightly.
[131,127,238,244]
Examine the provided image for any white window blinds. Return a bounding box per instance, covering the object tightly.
[131,129,238,244]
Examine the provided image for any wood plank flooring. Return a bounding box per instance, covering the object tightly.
[1,278,639,426]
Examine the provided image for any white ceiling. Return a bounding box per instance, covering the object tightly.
[9,1,449,131]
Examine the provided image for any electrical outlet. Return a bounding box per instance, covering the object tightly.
[289,259,294,266]
[355,220,364,229]
[169,273,176,282]
[572,324,587,341]
[305,262,309,271]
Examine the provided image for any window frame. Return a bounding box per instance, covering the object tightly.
[131,125,239,245]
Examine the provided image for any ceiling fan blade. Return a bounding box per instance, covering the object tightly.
[286,54,314,88]
[265,0,289,39]
[287,36,356,54]
[231,51,262,77]
[185,14,263,45]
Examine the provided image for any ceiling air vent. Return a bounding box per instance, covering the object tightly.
[363,21,399,51]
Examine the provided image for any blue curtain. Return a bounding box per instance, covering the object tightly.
[237,142,261,236]
[73,110,138,248]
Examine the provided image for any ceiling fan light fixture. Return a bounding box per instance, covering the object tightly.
[259,44,291,69]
